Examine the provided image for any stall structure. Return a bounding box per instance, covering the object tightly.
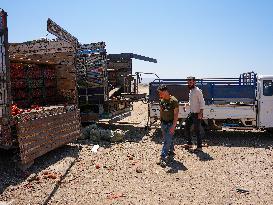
[76,42,108,121]
[0,10,81,167]
[46,17,158,122]
[8,39,81,166]
[105,53,157,118]
[77,51,158,122]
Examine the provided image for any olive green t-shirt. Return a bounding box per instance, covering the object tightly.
[160,96,179,122]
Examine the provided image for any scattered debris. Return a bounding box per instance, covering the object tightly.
[27,174,41,183]
[1,85,273,204]
[91,145,100,153]
[132,160,139,166]
[80,124,126,142]
[42,171,59,180]
[107,193,125,200]
[127,154,134,160]
[136,166,143,173]
[27,174,37,182]
[236,188,250,194]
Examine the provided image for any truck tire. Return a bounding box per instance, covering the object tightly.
[265,128,273,135]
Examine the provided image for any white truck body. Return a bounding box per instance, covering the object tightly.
[148,74,273,130]
[149,103,256,126]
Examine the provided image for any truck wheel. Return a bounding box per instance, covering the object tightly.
[265,128,273,135]
[207,119,222,130]
[144,124,151,131]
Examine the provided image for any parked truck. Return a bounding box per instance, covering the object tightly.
[46,19,158,123]
[0,10,81,168]
[148,72,273,132]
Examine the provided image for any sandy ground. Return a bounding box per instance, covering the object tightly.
[1,85,273,205]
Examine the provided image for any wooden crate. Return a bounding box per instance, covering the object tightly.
[80,112,99,123]
[16,109,81,165]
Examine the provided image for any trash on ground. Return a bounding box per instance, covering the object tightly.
[91,145,100,153]
[80,124,126,142]
[236,188,250,194]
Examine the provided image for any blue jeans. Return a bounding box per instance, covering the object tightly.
[161,122,174,159]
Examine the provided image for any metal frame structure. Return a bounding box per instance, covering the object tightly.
[149,72,257,104]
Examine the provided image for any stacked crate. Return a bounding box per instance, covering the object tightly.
[8,39,81,166]
[10,63,57,108]
[76,42,107,116]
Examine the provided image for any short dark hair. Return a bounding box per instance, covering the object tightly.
[157,84,168,92]
[187,76,196,81]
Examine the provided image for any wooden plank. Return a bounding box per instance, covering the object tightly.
[19,122,79,147]
[57,80,76,90]
[21,128,80,163]
[20,118,80,146]
[21,126,80,157]
[19,123,79,152]
[19,119,80,148]
[9,41,75,56]
[21,129,80,164]
[17,111,77,136]
[18,114,79,140]
[17,110,81,165]
[80,113,99,122]
[21,116,80,145]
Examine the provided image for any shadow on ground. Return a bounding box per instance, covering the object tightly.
[0,144,80,195]
[150,127,273,149]
[187,149,214,161]
[166,158,188,173]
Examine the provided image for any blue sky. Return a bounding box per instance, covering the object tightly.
[1,0,273,78]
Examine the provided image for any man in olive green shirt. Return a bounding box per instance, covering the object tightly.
[157,85,179,167]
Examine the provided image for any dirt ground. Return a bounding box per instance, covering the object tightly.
[1,85,273,205]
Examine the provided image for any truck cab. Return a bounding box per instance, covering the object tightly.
[257,75,273,129]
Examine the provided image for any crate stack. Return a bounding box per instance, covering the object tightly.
[10,63,57,108]
[76,42,107,115]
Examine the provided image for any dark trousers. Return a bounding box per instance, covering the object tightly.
[184,113,202,148]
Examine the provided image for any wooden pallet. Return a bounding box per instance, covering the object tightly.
[16,109,81,165]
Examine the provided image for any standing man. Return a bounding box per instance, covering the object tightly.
[157,85,179,167]
[184,76,205,152]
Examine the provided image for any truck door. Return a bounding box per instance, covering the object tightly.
[0,10,12,147]
[258,78,273,128]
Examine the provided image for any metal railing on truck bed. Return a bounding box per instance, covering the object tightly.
[149,72,257,104]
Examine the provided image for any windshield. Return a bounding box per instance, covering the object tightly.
[263,80,273,96]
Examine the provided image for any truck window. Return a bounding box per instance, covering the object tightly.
[263,80,273,96]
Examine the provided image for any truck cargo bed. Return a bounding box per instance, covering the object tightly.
[149,72,257,104]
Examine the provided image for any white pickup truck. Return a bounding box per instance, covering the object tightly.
[148,72,273,132]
